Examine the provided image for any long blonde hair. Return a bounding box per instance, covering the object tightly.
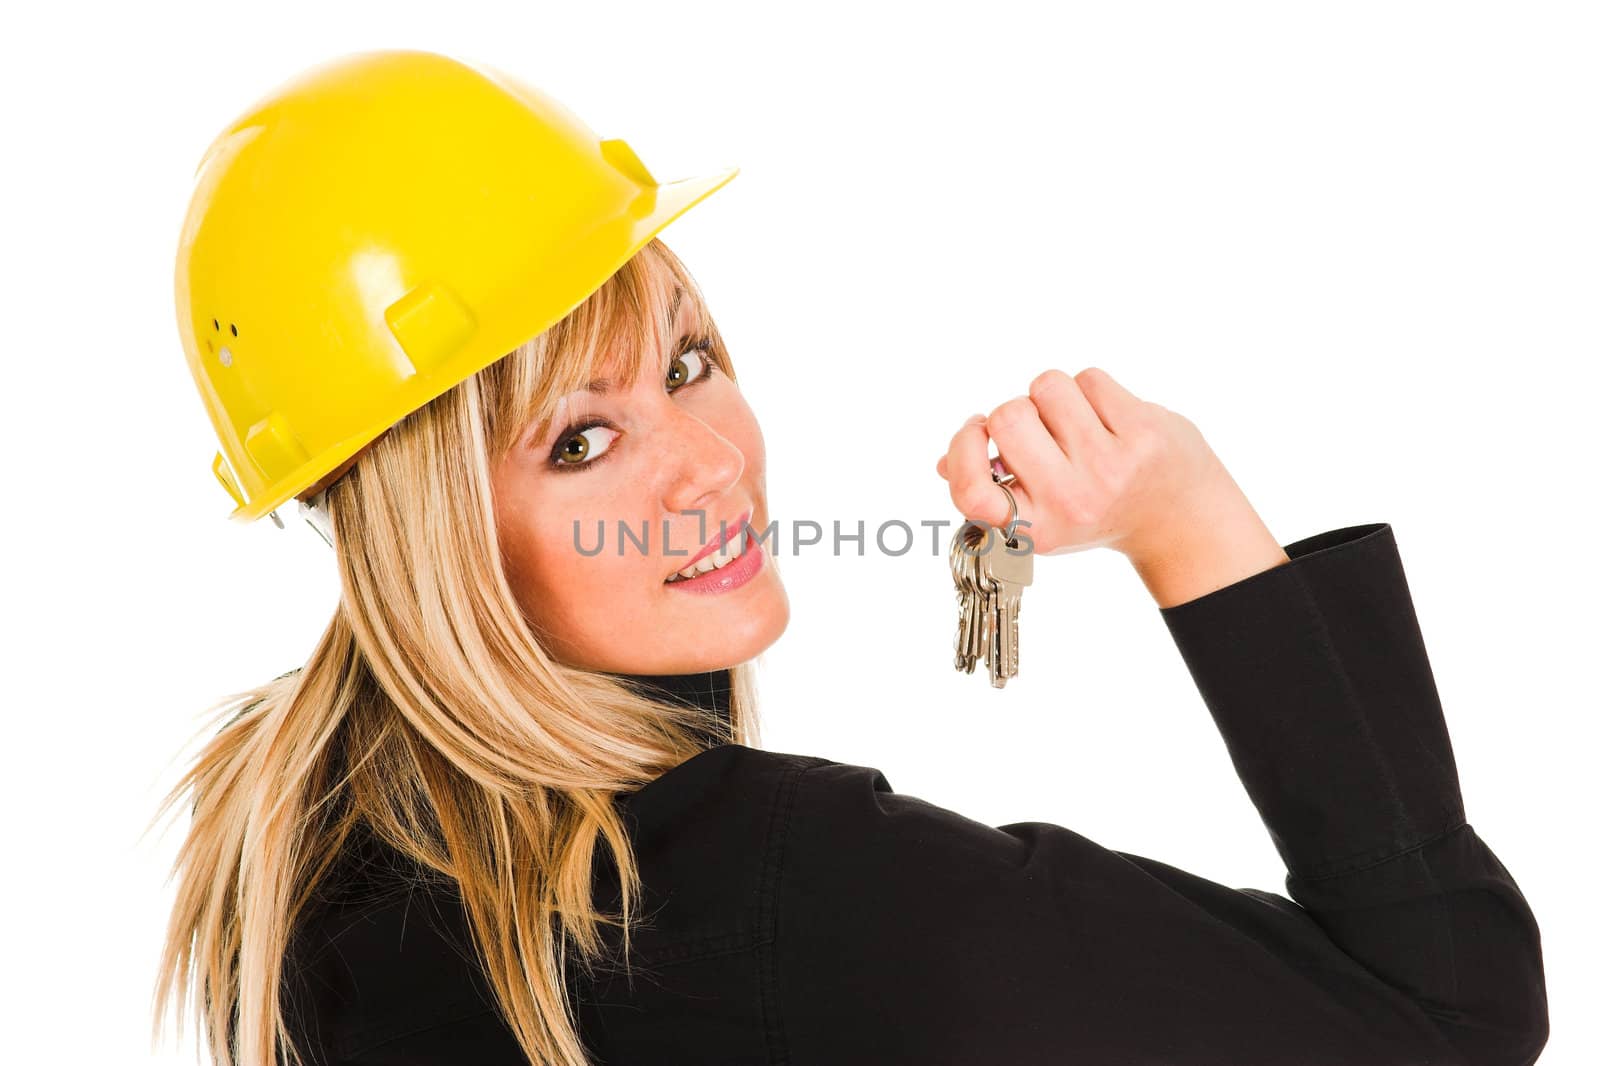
[147,238,763,1066]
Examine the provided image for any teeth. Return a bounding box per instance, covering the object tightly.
[667,530,748,582]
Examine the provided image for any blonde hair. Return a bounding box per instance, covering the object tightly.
[147,238,763,1066]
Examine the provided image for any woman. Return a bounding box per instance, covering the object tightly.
[151,50,1548,1066]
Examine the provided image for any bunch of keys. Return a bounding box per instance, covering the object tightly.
[950,457,1034,687]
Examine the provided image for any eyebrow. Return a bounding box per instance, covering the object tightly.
[577,284,687,396]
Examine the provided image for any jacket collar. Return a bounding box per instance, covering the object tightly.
[614,667,733,740]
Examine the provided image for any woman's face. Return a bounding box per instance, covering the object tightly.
[492,287,789,675]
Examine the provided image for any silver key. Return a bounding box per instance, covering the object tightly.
[985,527,1034,684]
[949,455,1035,687]
[970,526,1006,687]
[952,524,985,673]
[952,517,1030,685]
[966,521,992,672]
[970,524,996,675]
[949,528,977,672]
[986,561,1006,686]
[955,522,991,674]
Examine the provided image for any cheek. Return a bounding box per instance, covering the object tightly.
[494,472,660,635]
[493,490,549,601]
[494,464,580,606]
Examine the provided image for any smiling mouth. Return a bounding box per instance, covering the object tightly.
[665,527,753,583]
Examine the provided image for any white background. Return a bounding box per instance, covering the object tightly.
[2,1,1593,1062]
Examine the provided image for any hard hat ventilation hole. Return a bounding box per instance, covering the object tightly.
[230,323,238,336]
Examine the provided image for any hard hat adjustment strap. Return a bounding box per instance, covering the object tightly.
[297,490,334,549]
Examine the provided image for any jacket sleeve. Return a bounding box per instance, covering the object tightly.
[775,523,1548,1066]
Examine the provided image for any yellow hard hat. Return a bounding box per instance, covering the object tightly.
[173,48,739,529]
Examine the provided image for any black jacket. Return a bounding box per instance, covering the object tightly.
[280,522,1549,1065]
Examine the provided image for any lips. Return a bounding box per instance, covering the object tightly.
[669,508,752,579]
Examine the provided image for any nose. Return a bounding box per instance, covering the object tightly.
[660,404,745,517]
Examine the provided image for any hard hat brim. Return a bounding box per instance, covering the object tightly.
[228,163,741,525]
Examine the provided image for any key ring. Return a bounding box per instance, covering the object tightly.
[990,456,1021,544]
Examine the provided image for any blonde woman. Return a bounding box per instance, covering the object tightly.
[152,50,1548,1066]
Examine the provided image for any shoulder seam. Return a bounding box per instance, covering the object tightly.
[748,747,835,772]
[756,760,808,1065]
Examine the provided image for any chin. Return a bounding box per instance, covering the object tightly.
[707,595,792,671]
[743,591,791,661]
[567,572,790,675]
[679,585,791,673]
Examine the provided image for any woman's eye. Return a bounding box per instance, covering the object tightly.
[666,343,717,393]
[551,423,618,469]
[548,341,718,473]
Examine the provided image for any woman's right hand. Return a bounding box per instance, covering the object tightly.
[934,367,1230,560]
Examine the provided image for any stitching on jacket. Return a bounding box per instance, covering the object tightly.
[1292,815,1469,883]
[624,926,759,966]
[756,761,806,1065]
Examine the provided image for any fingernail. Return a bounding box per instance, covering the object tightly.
[966,413,986,425]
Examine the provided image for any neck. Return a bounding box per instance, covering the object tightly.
[614,666,733,742]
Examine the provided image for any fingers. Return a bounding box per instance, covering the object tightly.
[1026,369,1115,455]
[937,368,1146,531]
[985,394,1076,500]
[1052,366,1145,438]
[943,414,1009,528]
